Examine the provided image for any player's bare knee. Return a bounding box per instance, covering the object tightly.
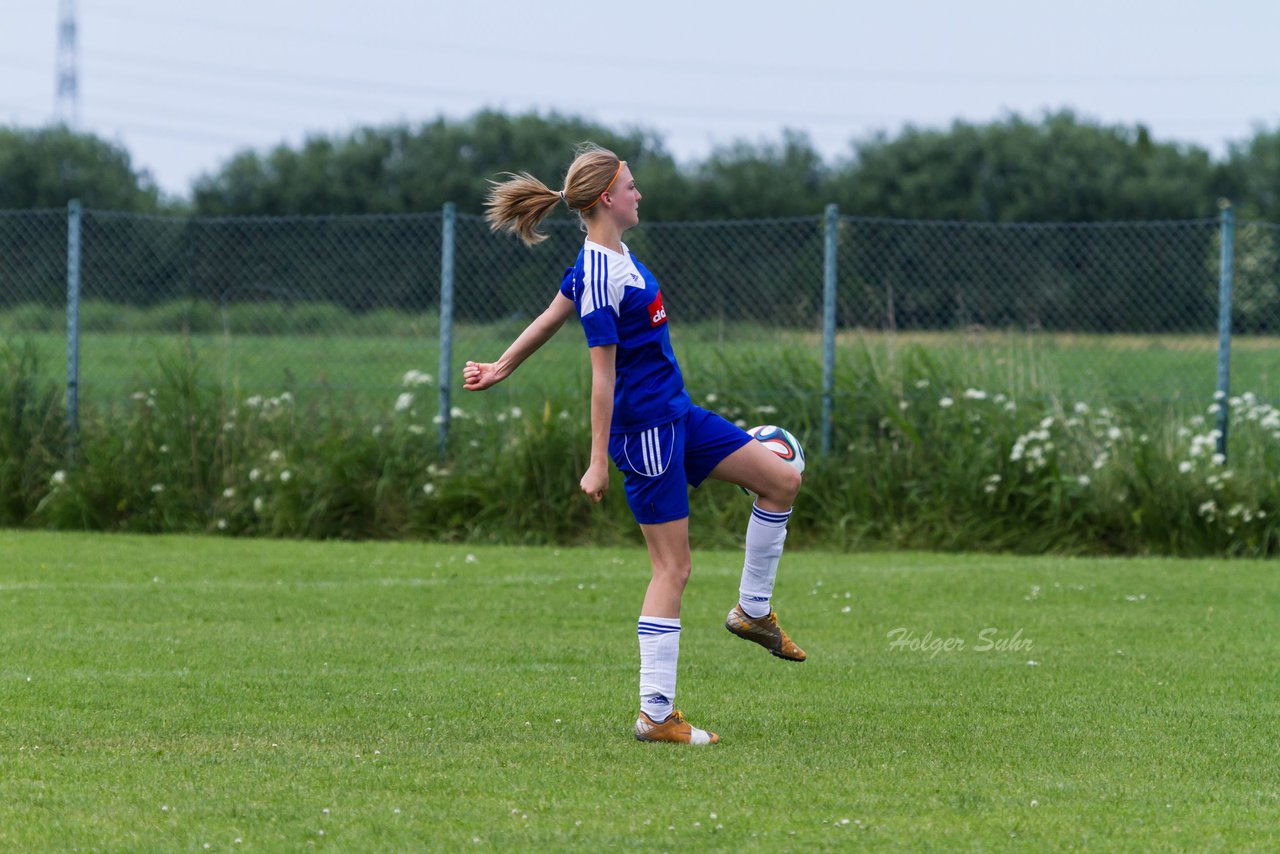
[762,467,802,506]
[652,560,691,589]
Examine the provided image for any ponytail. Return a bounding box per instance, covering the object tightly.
[484,144,623,247]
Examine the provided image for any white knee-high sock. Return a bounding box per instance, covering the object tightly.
[637,616,680,722]
[739,503,792,618]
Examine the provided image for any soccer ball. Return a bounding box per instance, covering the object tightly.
[746,424,805,475]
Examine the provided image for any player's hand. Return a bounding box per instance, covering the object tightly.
[462,360,505,391]
[580,463,609,503]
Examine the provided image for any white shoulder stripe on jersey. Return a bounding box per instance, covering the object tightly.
[582,249,632,317]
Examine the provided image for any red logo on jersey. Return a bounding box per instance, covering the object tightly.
[648,292,668,327]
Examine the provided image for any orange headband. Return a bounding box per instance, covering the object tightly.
[579,161,624,211]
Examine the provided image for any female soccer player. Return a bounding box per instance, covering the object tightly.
[464,145,805,745]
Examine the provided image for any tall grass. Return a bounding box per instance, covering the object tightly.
[5,337,1280,555]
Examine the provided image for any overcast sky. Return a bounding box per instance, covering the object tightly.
[4,0,1280,198]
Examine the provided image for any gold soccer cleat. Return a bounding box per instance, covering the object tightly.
[634,710,719,745]
[725,604,807,662]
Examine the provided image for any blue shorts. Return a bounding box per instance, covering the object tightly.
[608,405,752,525]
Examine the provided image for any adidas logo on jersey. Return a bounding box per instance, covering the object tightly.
[648,292,668,327]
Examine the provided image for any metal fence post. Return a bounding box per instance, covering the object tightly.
[438,202,457,459]
[821,203,838,456]
[65,199,82,461]
[1215,200,1235,460]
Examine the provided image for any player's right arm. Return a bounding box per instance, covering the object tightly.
[462,291,576,391]
[580,344,615,503]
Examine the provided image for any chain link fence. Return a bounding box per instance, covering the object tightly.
[3,204,1278,449]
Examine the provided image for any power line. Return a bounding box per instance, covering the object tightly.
[89,1,1280,89]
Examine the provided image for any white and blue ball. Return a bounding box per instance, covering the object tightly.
[746,424,805,474]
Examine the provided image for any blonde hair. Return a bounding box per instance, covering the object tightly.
[485,144,624,246]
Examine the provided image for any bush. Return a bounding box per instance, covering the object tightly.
[8,342,1280,555]
[0,342,66,525]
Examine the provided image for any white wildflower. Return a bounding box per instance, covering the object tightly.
[1077,475,1090,487]
[963,388,987,400]
[216,519,227,530]
[939,397,954,408]
[51,470,67,486]
[268,450,284,463]
[1107,427,1122,441]
[1073,402,1089,415]
[395,392,414,413]
[245,395,263,408]
[222,487,235,499]
[401,370,433,387]
[422,483,436,496]
[253,497,264,514]
[1212,453,1226,466]
[705,393,718,404]
[1178,461,1193,474]
[279,470,292,483]
[150,483,164,493]
[249,468,261,482]
[450,406,466,419]
[510,406,523,419]
[408,424,426,435]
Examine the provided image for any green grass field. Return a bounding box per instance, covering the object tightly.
[3,531,1278,850]
[14,327,1280,415]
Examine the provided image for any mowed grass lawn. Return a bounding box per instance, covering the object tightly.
[2,531,1278,851]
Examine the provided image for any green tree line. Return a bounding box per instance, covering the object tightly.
[5,110,1280,221]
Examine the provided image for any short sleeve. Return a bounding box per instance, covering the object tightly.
[558,266,579,302]
[580,304,619,347]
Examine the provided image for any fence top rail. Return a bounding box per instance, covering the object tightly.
[0,207,65,217]
[5,206,1271,230]
[82,209,447,226]
[837,214,1222,230]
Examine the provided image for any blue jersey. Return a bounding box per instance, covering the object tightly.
[559,240,691,435]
